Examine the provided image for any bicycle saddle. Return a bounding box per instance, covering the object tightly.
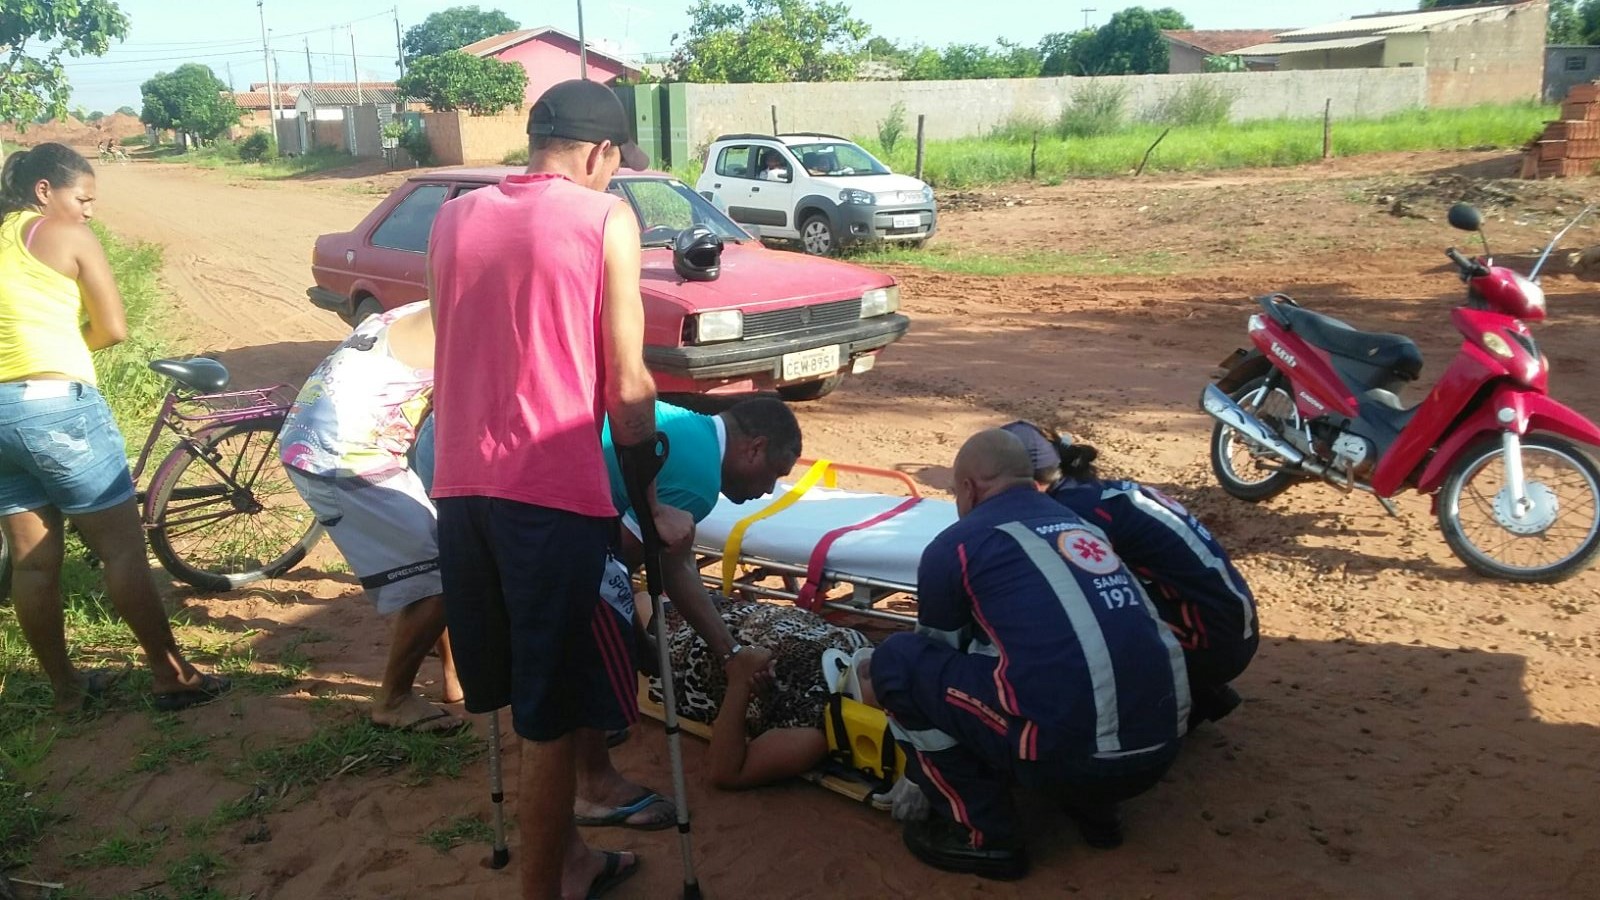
[149,357,231,393]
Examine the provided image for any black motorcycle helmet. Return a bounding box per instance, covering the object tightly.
[673,226,723,282]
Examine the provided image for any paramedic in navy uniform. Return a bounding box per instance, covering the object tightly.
[869,429,1191,881]
[1000,420,1259,726]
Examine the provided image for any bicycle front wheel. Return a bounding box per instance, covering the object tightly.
[146,415,323,591]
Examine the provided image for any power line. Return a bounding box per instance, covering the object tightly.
[69,7,398,64]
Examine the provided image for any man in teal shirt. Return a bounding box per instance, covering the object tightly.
[414,395,802,827]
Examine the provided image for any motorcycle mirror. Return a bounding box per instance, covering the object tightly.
[1448,202,1482,232]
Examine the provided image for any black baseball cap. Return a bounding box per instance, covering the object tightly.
[527,79,649,170]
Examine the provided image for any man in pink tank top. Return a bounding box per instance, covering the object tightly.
[428,80,668,900]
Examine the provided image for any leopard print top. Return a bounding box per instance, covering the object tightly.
[647,599,870,738]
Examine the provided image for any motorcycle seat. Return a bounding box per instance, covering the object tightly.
[1280,305,1423,381]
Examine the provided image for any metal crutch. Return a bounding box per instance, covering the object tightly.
[619,433,703,899]
[487,708,509,869]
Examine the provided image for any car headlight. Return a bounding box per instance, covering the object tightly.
[860,285,900,318]
[922,186,935,203]
[694,310,743,343]
[840,189,875,205]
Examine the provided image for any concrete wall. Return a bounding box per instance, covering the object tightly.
[1545,46,1600,103]
[1423,1,1546,106]
[422,110,527,166]
[349,105,382,158]
[1168,44,1207,75]
[679,69,1427,151]
[495,36,632,111]
[1278,44,1387,71]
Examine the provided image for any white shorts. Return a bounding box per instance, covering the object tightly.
[287,467,442,615]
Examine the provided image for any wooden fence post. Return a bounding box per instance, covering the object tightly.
[914,114,926,180]
[1323,99,1332,160]
[771,105,779,135]
[1030,131,1039,180]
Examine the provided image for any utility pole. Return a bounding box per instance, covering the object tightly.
[1081,7,1097,30]
[394,7,406,76]
[226,61,235,93]
[257,1,278,128]
[576,0,588,79]
[350,29,363,104]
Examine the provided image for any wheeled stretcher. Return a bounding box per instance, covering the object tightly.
[638,460,951,807]
[692,460,957,626]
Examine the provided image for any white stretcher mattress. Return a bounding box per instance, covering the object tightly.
[696,483,957,589]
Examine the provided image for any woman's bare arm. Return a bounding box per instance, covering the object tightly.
[707,647,829,790]
[30,219,126,350]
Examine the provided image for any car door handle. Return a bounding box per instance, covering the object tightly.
[751,187,760,192]
[713,182,722,188]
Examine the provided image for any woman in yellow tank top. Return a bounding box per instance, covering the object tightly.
[0,143,228,715]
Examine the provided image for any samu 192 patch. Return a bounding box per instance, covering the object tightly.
[1055,528,1121,575]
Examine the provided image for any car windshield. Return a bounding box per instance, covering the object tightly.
[610,177,752,247]
[787,141,890,177]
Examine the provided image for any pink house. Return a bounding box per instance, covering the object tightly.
[459,27,641,110]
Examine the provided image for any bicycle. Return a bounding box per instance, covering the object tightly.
[0,357,323,596]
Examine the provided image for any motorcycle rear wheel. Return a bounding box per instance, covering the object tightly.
[1437,433,1600,583]
[1210,377,1298,502]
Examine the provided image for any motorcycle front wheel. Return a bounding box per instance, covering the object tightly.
[1437,433,1600,583]
[1210,376,1298,502]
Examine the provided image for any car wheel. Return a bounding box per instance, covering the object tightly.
[778,374,844,402]
[351,297,383,328]
[801,214,835,256]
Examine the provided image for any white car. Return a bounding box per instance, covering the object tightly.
[696,133,938,255]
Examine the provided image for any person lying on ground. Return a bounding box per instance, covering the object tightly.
[0,142,230,715]
[642,595,873,789]
[412,394,802,827]
[869,429,1191,881]
[279,300,462,733]
[1000,420,1258,726]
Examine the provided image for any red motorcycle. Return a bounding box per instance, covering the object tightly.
[1203,202,1600,582]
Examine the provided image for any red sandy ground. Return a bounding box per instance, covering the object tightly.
[7,150,1600,898]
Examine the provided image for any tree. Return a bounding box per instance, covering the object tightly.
[402,5,519,63]
[115,105,136,116]
[1039,30,1092,77]
[139,64,243,145]
[1,1,130,128]
[397,51,528,114]
[669,0,869,83]
[1150,7,1192,30]
[1068,7,1180,75]
[87,110,105,122]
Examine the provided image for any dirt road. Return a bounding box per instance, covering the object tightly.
[16,154,1600,898]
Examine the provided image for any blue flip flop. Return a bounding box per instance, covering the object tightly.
[574,791,675,831]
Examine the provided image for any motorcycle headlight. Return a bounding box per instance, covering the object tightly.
[693,310,743,343]
[840,189,876,205]
[860,286,900,318]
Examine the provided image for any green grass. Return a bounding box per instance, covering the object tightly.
[241,719,482,792]
[68,832,166,869]
[849,246,1181,277]
[858,101,1554,188]
[132,714,214,774]
[150,144,358,180]
[421,814,495,853]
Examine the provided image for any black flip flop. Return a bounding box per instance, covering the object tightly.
[375,707,469,735]
[151,674,232,712]
[903,816,1028,881]
[586,850,640,899]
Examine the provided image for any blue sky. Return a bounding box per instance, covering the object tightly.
[63,1,1406,114]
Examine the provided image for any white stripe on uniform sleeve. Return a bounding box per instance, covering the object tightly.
[996,522,1124,755]
[1125,486,1256,640]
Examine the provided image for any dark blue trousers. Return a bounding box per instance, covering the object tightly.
[873,632,1178,848]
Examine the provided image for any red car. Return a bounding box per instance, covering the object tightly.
[308,167,909,399]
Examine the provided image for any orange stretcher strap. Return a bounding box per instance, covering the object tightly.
[797,496,922,612]
[720,459,834,595]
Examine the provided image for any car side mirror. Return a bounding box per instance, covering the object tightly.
[1448,202,1482,232]
[776,170,792,183]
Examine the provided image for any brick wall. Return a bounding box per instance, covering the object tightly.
[422,111,527,166]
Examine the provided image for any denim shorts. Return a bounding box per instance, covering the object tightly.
[0,381,137,516]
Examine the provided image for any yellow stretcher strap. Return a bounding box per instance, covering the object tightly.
[721,458,834,595]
